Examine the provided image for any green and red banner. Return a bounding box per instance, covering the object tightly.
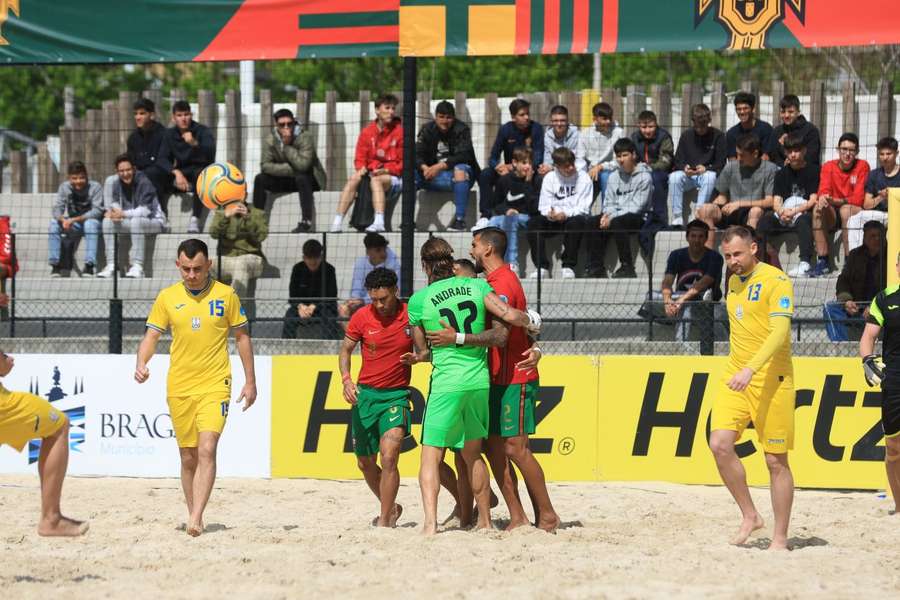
[0,0,898,63]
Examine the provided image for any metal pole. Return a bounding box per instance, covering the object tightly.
[400,57,417,298]
[108,298,123,354]
[592,53,602,91]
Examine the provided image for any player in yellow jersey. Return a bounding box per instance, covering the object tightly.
[0,349,89,536]
[135,239,257,536]
[709,226,795,551]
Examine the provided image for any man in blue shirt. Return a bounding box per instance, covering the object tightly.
[476,98,544,229]
[341,232,401,321]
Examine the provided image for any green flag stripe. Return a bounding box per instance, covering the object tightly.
[557,1,574,54]
[297,42,398,58]
[530,0,545,54]
[299,11,399,29]
[586,0,604,53]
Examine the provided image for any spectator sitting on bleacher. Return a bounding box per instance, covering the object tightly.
[726,91,773,161]
[253,108,326,234]
[586,138,652,279]
[414,100,480,232]
[208,198,267,311]
[824,220,886,342]
[127,98,173,215]
[489,146,540,268]
[630,110,673,235]
[815,132,871,275]
[332,94,402,234]
[668,103,726,227]
[540,105,585,175]
[167,100,216,234]
[756,134,818,278]
[282,239,339,340]
[582,101,624,202]
[48,161,102,277]
[476,98,544,230]
[768,94,821,168]
[97,154,167,279]
[846,136,898,251]
[342,232,401,317]
[658,219,724,340]
[698,133,776,249]
[526,147,593,279]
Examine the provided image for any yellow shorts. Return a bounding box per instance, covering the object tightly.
[0,389,68,452]
[711,372,795,454]
[167,392,230,448]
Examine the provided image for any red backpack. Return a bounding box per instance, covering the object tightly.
[0,215,19,275]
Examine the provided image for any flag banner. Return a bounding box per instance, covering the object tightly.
[0,0,897,63]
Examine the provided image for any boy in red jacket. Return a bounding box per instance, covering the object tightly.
[813,132,870,275]
[333,94,403,233]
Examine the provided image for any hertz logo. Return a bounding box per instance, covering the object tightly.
[0,0,20,45]
[696,0,805,49]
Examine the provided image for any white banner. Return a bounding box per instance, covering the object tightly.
[0,354,271,477]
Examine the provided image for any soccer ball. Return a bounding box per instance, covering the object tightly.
[197,162,247,210]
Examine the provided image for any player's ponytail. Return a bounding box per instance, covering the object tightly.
[420,237,455,281]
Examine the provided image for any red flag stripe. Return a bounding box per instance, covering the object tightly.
[515,0,532,54]
[543,0,560,54]
[571,0,590,53]
[600,0,618,53]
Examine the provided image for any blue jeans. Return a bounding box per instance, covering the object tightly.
[48,218,100,265]
[592,169,613,202]
[668,170,717,225]
[416,164,474,220]
[489,213,530,264]
[823,301,866,342]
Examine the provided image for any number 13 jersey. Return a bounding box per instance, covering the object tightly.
[408,275,494,393]
[146,278,248,397]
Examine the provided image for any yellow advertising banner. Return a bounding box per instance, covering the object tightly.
[271,355,888,490]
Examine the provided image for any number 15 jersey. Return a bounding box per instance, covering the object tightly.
[146,279,248,397]
[408,276,494,393]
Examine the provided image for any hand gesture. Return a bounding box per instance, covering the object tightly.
[181,131,196,146]
[343,379,358,404]
[134,364,150,383]
[515,347,542,372]
[727,367,753,392]
[236,381,257,411]
[399,352,420,366]
[664,300,680,318]
[844,300,859,316]
[426,320,458,347]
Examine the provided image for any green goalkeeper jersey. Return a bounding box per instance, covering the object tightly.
[408,276,494,393]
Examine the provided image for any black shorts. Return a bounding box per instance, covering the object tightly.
[719,207,756,227]
[879,374,900,437]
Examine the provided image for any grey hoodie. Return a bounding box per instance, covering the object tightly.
[52,180,103,221]
[581,121,625,172]
[543,123,586,171]
[102,171,166,224]
[602,162,653,219]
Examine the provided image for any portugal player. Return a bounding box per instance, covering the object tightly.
[860,252,900,514]
[710,226,795,550]
[405,237,540,535]
[0,349,88,536]
[339,267,412,527]
[135,239,257,536]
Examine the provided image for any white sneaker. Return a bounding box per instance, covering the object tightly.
[471,217,490,231]
[187,216,200,234]
[365,221,385,233]
[529,268,550,279]
[788,261,811,278]
[96,264,115,278]
[561,267,576,279]
[330,215,343,232]
[125,264,144,279]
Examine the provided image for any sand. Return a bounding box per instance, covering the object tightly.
[1,475,898,599]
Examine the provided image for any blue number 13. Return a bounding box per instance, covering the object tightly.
[208,299,224,316]
[747,283,762,302]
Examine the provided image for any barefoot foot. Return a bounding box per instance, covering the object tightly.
[537,513,561,533]
[186,519,204,537]
[38,515,89,537]
[421,521,437,536]
[730,514,764,545]
[767,537,790,551]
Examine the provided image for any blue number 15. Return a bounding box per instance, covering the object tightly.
[208,299,224,316]
[747,283,762,302]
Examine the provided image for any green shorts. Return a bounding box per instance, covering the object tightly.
[421,389,489,450]
[489,381,538,437]
[350,385,411,457]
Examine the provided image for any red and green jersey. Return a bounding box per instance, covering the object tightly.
[345,302,412,389]
[486,265,538,386]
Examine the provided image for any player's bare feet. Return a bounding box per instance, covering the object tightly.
[421,520,437,536]
[38,515,89,537]
[767,537,790,551]
[186,519,204,537]
[730,514,764,545]
[537,513,561,533]
[505,516,531,531]
[375,503,403,527]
